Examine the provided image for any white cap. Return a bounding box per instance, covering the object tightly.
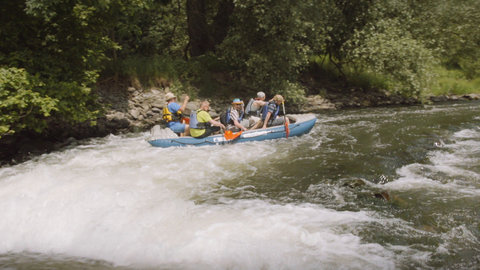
[257,91,266,98]
[165,92,176,101]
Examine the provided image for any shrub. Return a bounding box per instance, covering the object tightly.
[343,19,437,99]
[0,67,57,137]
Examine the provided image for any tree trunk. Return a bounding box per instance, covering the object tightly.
[186,0,234,57]
[186,0,214,57]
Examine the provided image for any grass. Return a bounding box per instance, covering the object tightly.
[312,55,480,97]
[310,55,389,91]
[428,66,480,96]
[118,55,187,87]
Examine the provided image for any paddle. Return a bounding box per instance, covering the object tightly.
[224,130,242,140]
[282,102,290,138]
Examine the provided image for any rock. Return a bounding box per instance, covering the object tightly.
[140,103,150,111]
[464,93,480,100]
[104,114,130,130]
[152,101,165,109]
[449,95,460,101]
[374,191,391,201]
[374,191,409,207]
[150,88,162,95]
[343,179,366,188]
[129,109,141,119]
[106,111,126,121]
[429,95,448,102]
[185,100,202,115]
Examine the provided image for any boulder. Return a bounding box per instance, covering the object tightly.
[343,179,366,188]
[104,112,130,130]
[129,109,141,119]
[374,191,391,201]
[106,111,127,121]
[429,95,448,102]
[449,95,460,101]
[185,100,202,115]
[464,93,480,100]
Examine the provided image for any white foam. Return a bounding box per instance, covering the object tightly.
[453,129,480,139]
[385,128,480,195]
[0,133,396,269]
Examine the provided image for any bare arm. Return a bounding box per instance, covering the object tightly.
[209,119,226,130]
[233,119,247,131]
[179,95,190,112]
[254,100,267,107]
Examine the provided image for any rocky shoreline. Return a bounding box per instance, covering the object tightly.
[1,85,479,165]
[101,87,479,132]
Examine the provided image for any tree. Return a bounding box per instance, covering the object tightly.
[217,0,317,99]
[409,0,480,78]
[186,0,234,57]
[343,18,436,98]
[0,68,57,137]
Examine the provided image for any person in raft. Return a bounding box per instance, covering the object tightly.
[244,91,267,129]
[262,94,289,129]
[162,92,190,136]
[189,100,226,138]
[223,98,248,132]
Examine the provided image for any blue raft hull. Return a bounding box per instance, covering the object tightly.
[148,116,317,148]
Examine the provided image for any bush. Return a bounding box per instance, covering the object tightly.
[274,81,306,106]
[0,67,57,137]
[343,19,437,99]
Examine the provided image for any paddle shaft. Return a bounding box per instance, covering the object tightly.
[282,102,289,138]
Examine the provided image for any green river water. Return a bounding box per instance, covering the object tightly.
[0,101,479,269]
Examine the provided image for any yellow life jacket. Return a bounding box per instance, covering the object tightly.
[162,104,182,122]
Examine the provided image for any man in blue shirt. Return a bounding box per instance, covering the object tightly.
[163,92,190,136]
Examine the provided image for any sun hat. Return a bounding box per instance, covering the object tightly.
[257,91,266,98]
[165,92,176,101]
[232,98,243,104]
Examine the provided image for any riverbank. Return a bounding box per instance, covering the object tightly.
[1,84,479,166]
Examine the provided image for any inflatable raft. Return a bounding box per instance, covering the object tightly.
[147,114,316,148]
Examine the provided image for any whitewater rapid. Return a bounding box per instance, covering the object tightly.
[0,133,396,269]
[1,102,479,269]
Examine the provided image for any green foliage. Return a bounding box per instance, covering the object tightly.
[343,19,437,98]
[429,66,480,96]
[118,55,187,85]
[312,55,389,91]
[44,80,100,124]
[409,0,480,79]
[1,0,480,143]
[275,81,306,105]
[218,0,314,91]
[0,68,57,137]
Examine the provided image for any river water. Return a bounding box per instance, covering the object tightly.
[0,101,479,269]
